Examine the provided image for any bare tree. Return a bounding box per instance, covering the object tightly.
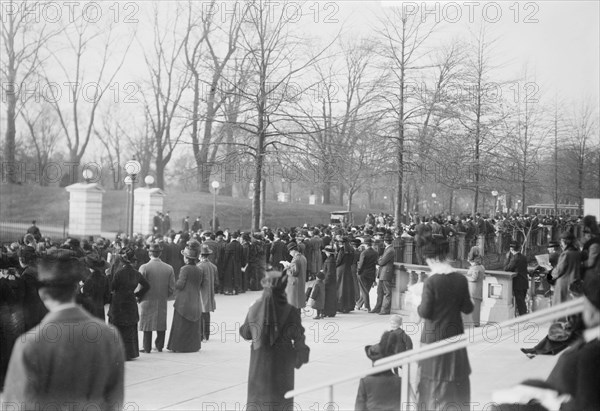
[20,103,59,185]
[44,14,134,165]
[1,0,59,182]
[236,0,335,231]
[143,5,191,189]
[377,10,439,229]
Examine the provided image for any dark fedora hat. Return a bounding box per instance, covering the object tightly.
[383,234,394,243]
[38,249,85,287]
[287,242,298,252]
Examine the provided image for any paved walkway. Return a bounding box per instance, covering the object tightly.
[125,288,559,411]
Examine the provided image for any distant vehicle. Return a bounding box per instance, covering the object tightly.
[526,204,580,216]
[330,211,354,226]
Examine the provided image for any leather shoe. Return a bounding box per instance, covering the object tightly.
[379,311,390,315]
[369,310,380,314]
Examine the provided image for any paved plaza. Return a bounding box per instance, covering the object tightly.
[124,287,558,411]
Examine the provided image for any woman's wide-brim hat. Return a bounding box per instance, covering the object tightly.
[85,253,110,270]
[182,245,201,260]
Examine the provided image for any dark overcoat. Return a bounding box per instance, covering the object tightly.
[240,303,306,410]
[108,264,150,326]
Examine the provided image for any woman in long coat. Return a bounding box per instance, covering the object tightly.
[167,242,203,352]
[417,258,474,411]
[322,246,338,317]
[336,238,356,313]
[240,273,309,410]
[108,247,150,360]
[550,232,581,306]
[17,246,48,331]
[81,253,111,321]
[283,243,306,310]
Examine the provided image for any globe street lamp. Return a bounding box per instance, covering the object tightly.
[144,175,155,188]
[82,168,94,184]
[431,193,437,214]
[124,159,141,238]
[491,190,499,218]
[212,180,220,232]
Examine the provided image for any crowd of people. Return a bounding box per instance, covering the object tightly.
[0,211,599,410]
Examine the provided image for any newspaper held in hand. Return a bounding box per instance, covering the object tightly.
[535,254,552,270]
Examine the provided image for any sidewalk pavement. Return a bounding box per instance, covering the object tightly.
[125,287,559,411]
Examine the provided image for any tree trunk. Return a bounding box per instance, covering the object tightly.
[347,190,354,212]
[338,183,345,207]
[322,182,331,205]
[259,178,266,228]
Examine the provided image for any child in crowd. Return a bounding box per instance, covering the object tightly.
[309,271,326,319]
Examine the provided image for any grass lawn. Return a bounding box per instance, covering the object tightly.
[0,183,381,233]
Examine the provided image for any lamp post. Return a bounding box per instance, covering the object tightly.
[212,180,220,232]
[124,159,141,238]
[431,193,437,214]
[82,168,93,184]
[491,190,499,218]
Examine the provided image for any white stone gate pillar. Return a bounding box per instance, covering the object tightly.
[65,183,105,238]
[133,187,165,235]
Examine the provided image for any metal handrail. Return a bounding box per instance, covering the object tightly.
[284,298,584,402]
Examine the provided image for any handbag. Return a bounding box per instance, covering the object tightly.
[569,279,583,296]
[294,342,310,369]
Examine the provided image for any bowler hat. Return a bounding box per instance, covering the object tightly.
[215,230,224,237]
[364,237,373,245]
[200,244,213,255]
[384,234,394,243]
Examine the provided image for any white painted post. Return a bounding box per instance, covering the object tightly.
[133,187,166,235]
[65,183,105,238]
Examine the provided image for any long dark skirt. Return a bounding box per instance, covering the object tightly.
[418,348,471,411]
[167,311,200,353]
[323,281,337,317]
[337,270,355,312]
[112,322,139,360]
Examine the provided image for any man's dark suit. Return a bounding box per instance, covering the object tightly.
[3,306,125,410]
[504,252,529,316]
[371,245,395,314]
[356,247,378,310]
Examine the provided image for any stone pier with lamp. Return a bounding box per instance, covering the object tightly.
[133,175,166,236]
[65,169,105,238]
[392,263,517,324]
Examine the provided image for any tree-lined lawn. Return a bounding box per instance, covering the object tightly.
[0,184,377,234]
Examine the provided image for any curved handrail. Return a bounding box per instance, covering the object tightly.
[284,298,584,399]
